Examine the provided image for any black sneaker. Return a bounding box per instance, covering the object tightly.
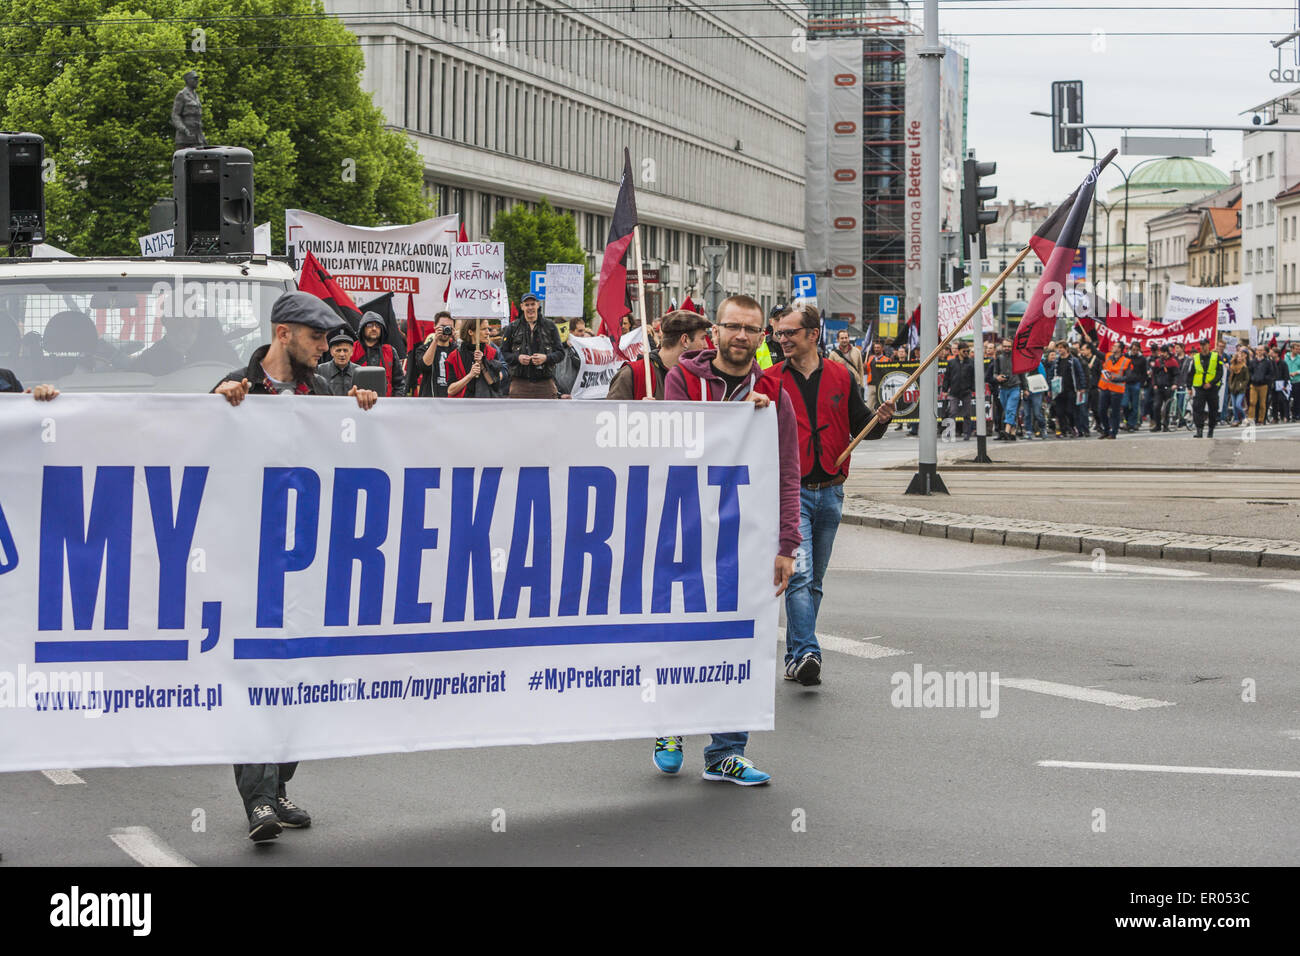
[248,804,282,843]
[794,653,822,686]
[275,794,312,828]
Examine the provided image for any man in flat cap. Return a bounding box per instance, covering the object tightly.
[318,328,360,396]
[211,291,378,843]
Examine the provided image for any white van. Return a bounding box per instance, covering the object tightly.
[0,254,296,393]
[1258,325,1300,345]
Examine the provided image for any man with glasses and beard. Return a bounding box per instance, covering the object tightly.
[645,295,801,787]
[211,291,378,843]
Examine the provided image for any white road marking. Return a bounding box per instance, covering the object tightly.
[1054,560,1205,577]
[109,826,197,867]
[1263,581,1300,593]
[996,678,1175,710]
[775,629,908,659]
[41,769,85,785]
[841,567,1280,583]
[822,634,909,659]
[1038,760,1300,779]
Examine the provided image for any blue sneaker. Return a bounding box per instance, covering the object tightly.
[653,736,684,774]
[783,659,798,681]
[702,755,771,786]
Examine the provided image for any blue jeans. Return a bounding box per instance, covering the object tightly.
[1099,389,1123,436]
[1232,391,1246,422]
[704,732,748,766]
[999,386,1020,426]
[785,485,845,665]
[1024,391,1045,433]
[1123,383,1141,429]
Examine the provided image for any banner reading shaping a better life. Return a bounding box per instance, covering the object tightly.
[0,396,779,771]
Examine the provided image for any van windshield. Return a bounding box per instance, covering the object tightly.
[0,274,291,393]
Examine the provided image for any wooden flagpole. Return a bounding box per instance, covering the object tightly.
[835,241,1034,467]
[630,225,653,396]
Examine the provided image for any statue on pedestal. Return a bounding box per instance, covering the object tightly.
[171,71,207,148]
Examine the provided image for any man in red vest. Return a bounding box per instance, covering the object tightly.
[605,309,711,400]
[764,304,894,686]
[351,312,404,397]
[647,294,801,787]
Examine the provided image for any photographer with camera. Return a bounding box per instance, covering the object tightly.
[406,310,457,397]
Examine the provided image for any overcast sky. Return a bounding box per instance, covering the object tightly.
[929,0,1298,202]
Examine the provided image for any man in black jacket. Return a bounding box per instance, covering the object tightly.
[211,291,378,843]
[1122,342,1147,431]
[945,343,975,439]
[501,293,565,398]
[1148,345,1179,431]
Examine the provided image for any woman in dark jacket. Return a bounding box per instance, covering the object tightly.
[446,322,506,398]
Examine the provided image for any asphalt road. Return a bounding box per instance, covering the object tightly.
[3,525,1297,867]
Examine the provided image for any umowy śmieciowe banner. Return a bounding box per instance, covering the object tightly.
[284,209,460,321]
[0,395,778,771]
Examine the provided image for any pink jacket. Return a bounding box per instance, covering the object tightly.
[664,349,802,558]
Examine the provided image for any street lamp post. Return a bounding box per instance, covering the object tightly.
[1031,111,1100,294]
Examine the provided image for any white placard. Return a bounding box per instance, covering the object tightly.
[567,334,622,399]
[0,395,779,770]
[285,209,459,320]
[937,287,995,339]
[1166,282,1252,330]
[138,229,175,257]
[448,242,508,319]
[254,222,271,255]
[545,263,586,318]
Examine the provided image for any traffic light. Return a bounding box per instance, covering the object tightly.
[961,156,997,260]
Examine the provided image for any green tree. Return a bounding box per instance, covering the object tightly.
[489,198,593,320]
[0,0,431,255]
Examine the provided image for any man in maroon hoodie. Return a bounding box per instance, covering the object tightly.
[647,294,801,787]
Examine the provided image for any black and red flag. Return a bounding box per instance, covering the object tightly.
[596,148,639,343]
[298,249,363,332]
[1015,148,1117,372]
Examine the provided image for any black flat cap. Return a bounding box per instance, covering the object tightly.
[271,291,343,331]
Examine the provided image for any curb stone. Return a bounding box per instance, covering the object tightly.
[848,495,1297,567]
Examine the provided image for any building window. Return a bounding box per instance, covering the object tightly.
[1246,205,1253,228]
[1246,249,1252,273]
[403,49,411,128]
[1268,151,1275,177]
[1268,246,1275,271]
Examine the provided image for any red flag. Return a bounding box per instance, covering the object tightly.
[1014,150,1116,373]
[681,294,696,314]
[907,305,920,328]
[298,249,362,331]
[443,220,469,303]
[406,293,440,354]
[596,148,639,342]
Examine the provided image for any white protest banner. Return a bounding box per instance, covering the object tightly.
[567,334,622,399]
[0,395,778,770]
[1166,282,1252,330]
[937,287,995,339]
[448,242,508,319]
[138,229,175,257]
[544,263,585,317]
[285,209,459,321]
[254,222,271,255]
[619,325,646,362]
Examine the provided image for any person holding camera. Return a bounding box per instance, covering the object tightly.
[405,311,457,397]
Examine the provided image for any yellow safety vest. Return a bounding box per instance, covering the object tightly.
[1191,352,1219,388]
[755,339,774,370]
